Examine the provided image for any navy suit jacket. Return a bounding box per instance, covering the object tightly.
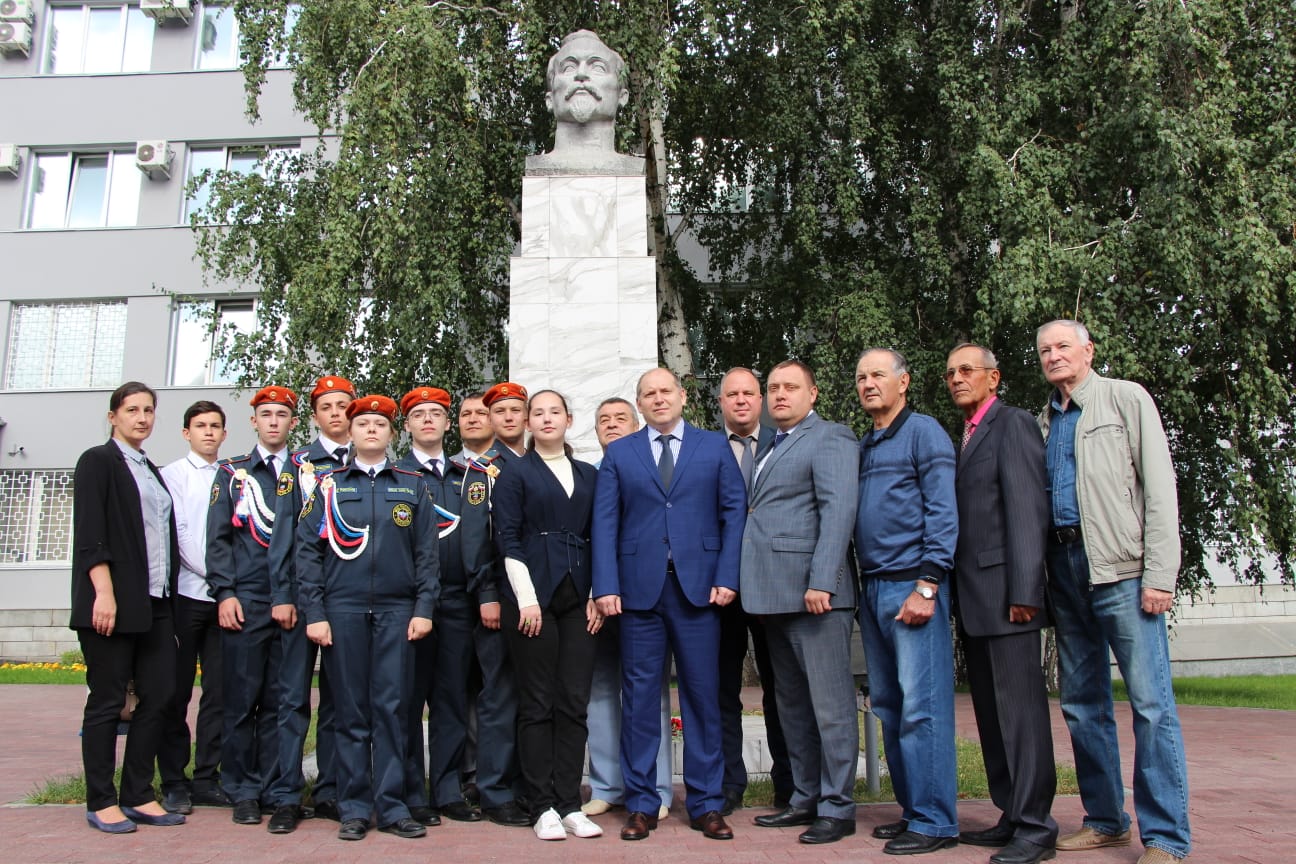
[592,422,746,609]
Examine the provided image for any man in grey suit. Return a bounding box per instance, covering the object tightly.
[946,343,1057,864]
[739,360,860,845]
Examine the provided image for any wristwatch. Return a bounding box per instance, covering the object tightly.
[913,583,936,600]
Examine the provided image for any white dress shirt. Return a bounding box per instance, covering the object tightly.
[161,451,220,602]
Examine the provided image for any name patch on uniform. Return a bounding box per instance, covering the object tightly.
[277,472,295,496]
[389,486,416,496]
[210,484,220,507]
[467,481,487,506]
[392,502,414,527]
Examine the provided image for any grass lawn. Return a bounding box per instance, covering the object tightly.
[1112,674,1296,711]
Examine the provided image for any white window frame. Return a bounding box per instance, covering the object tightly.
[42,2,155,76]
[195,2,299,71]
[0,470,75,566]
[183,143,299,223]
[3,301,128,390]
[169,297,258,386]
[25,149,141,229]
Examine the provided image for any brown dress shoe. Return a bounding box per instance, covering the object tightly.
[621,810,658,841]
[689,810,734,840]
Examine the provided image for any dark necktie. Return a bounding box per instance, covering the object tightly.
[367,467,376,480]
[961,420,974,452]
[428,459,442,479]
[334,446,348,464]
[773,430,789,449]
[731,433,755,491]
[658,433,675,489]
[265,454,276,476]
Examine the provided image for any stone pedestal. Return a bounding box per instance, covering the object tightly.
[508,175,656,461]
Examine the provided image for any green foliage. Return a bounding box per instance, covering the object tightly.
[199,0,1295,592]
[59,649,85,666]
[1113,674,1296,711]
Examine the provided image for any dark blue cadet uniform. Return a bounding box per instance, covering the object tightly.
[296,461,440,826]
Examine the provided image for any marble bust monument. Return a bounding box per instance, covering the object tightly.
[525,30,646,176]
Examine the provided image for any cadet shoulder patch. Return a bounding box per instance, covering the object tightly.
[467,481,487,506]
[277,472,295,496]
[392,502,414,527]
[210,484,220,507]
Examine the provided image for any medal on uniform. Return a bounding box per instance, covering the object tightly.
[299,459,317,504]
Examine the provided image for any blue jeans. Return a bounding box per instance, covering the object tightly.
[1047,541,1191,858]
[858,578,958,838]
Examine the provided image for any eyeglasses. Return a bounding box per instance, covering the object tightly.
[943,364,991,381]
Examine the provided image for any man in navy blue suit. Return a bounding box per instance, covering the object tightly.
[593,368,746,842]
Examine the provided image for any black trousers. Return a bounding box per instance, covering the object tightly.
[159,594,223,792]
[219,598,282,803]
[718,602,793,800]
[78,598,176,811]
[502,576,596,816]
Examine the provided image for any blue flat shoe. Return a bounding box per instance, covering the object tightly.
[86,811,137,834]
[120,806,186,826]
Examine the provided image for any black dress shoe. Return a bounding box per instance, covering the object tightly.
[754,806,817,828]
[884,830,959,855]
[267,804,303,834]
[990,839,1056,864]
[441,800,482,822]
[720,787,744,816]
[961,822,1016,847]
[799,816,857,845]
[689,810,734,840]
[232,799,262,825]
[191,786,233,807]
[313,799,342,822]
[409,805,442,826]
[873,819,908,839]
[462,782,480,805]
[379,817,427,838]
[483,801,531,827]
[162,789,193,815]
[620,810,658,841]
[338,818,368,840]
[120,806,185,826]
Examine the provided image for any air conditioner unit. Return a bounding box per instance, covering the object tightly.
[0,20,31,56]
[135,140,173,180]
[140,0,193,25]
[0,144,20,177]
[0,1,35,24]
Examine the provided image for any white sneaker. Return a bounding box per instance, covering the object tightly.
[581,798,615,816]
[561,811,604,838]
[533,808,566,841]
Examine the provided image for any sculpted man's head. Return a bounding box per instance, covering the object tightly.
[545,30,629,126]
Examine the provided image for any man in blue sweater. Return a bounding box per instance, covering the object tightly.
[854,348,960,856]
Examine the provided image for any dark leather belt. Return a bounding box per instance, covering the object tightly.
[1049,525,1082,545]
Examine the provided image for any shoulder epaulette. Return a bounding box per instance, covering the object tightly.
[392,466,420,478]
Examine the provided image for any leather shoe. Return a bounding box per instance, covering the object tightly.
[799,816,857,845]
[720,787,744,816]
[483,801,531,827]
[120,806,185,827]
[191,786,233,807]
[267,804,303,834]
[441,800,482,822]
[312,799,342,821]
[409,805,442,826]
[990,839,1056,864]
[462,781,480,805]
[162,789,193,815]
[884,831,959,855]
[689,810,733,840]
[873,819,908,839]
[379,817,427,838]
[232,799,262,825]
[338,818,368,840]
[86,811,137,834]
[620,810,658,841]
[961,822,1016,847]
[754,806,817,828]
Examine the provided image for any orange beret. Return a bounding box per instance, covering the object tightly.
[483,382,528,407]
[400,386,451,416]
[311,375,357,406]
[346,394,398,422]
[251,386,298,410]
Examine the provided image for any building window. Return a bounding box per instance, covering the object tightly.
[26,151,141,229]
[0,471,75,565]
[183,144,298,222]
[196,3,299,70]
[4,302,128,390]
[44,3,154,75]
[170,299,257,386]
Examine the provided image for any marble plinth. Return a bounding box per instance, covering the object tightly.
[508,174,657,461]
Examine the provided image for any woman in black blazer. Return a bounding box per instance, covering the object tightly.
[71,382,184,833]
[491,389,603,841]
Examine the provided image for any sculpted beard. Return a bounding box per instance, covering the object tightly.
[566,87,601,123]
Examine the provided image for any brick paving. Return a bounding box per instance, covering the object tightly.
[0,683,1292,863]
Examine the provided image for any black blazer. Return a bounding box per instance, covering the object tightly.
[491,450,597,608]
[953,399,1050,638]
[70,440,179,633]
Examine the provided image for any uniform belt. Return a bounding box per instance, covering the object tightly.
[1049,525,1082,545]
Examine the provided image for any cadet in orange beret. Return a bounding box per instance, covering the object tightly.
[484,382,529,458]
[297,395,439,841]
[266,374,355,828]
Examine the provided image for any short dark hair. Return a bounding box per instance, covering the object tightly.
[183,400,226,428]
[769,359,817,388]
[109,381,156,412]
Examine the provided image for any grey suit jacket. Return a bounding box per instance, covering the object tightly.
[739,412,860,615]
